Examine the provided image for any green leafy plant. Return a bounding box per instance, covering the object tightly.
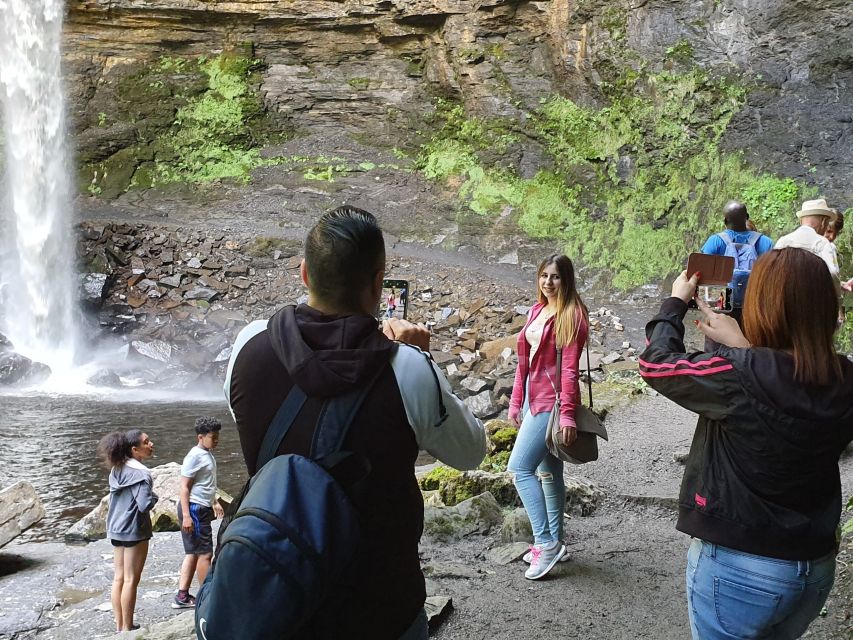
[414,63,818,290]
[665,38,695,63]
[303,165,337,182]
[153,54,276,184]
[347,77,371,90]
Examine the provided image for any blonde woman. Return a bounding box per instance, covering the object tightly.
[508,254,588,580]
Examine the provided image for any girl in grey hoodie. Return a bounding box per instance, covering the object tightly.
[98,430,158,632]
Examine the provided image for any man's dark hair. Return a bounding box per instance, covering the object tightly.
[195,416,222,435]
[304,206,385,310]
[723,201,749,230]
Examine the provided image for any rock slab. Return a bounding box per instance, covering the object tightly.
[0,481,45,548]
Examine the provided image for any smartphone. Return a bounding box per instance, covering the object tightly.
[685,253,733,311]
[686,253,734,285]
[689,285,733,312]
[379,279,409,321]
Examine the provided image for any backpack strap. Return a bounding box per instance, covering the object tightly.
[717,231,734,247]
[746,232,761,247]
[310,365,387,460]
[257,384,308,469]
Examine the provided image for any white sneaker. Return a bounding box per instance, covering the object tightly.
[524,541,566,580]
[523,543,571,564]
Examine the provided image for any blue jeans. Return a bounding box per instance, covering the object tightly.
[507,395,565,545]
[398,608,428,640]
[686,539,835,639]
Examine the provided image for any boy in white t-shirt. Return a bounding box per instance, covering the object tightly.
[172,417,224,609]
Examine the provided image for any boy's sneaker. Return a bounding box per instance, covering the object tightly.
[523,543,571,564]
[524,541,566,580]
[171,592,196,609]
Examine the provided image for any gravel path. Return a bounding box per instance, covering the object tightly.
[427,394,853,640]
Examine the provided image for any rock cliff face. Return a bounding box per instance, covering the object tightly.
[65,0,852,198]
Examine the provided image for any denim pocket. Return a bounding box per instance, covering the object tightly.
[714,577,782,638]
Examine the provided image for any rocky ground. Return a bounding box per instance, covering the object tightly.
[1,394,851,640]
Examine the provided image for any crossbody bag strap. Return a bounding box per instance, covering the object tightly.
[257,383,309,469]
[585,341,593,409]
[554,342,562,397]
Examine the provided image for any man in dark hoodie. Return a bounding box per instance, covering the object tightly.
[224,206,487,639]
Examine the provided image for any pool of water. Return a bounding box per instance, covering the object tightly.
[0,391,247,542]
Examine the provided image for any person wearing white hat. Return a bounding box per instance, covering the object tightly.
[775,199,840,289]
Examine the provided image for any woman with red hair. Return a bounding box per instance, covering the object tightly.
[640,248,853,639]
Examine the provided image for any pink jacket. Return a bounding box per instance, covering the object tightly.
[508,302,588,428]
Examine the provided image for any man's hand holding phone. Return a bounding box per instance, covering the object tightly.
[383,317,430,352]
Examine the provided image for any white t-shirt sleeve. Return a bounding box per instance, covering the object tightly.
[390,344,487,470]
[180,449,203,478]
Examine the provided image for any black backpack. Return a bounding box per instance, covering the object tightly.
[195,373,379,640]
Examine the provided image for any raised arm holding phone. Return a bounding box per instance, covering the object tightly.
[640,248,853,640]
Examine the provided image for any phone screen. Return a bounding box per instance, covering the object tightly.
[688,285,733,312]
[379,279,409,321]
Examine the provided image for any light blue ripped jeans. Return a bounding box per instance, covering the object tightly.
[507,387,565,545]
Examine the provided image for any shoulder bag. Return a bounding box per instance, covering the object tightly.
[546,341,609,464]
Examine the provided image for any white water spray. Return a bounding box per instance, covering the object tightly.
[0,0,78,374]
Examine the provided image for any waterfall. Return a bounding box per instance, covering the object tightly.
[0,0,78,373]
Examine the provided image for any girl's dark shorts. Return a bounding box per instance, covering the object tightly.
[110,539,147,548]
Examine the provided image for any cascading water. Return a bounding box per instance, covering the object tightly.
[0,0,79,376]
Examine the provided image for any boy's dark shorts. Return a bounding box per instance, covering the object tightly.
[177,502,214,555]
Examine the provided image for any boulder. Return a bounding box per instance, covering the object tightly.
[0,332,11,353]
[0,481,44,548]
[486,541,530,564]
[87,369,123,387]
[565,475,605,517]
[419,467,518,507]
[479,333,518,360]
[158,273,184,288]
[0,352,51,386]
[184,286,219,302]
[463,390,499,419]
[484,418,514,436]
[98,303,137,333]
[499,507,533,543]
[129,340,172,365]
[460,376,490,394]
[425,595,453,630]
[423,491,503,540]
[487,427,517,453]
[79,273,111,307]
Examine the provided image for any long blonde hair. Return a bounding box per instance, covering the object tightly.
[537,254,588,347]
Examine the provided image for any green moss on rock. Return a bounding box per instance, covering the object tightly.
[418,467,518,507]
[418,466,462,492]
[489,428,517,453]
[478,450,510,473]
[80,52,288,196]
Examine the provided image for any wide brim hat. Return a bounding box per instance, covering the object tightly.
[796,198,834,218]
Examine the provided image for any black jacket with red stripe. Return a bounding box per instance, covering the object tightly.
[640,297,853,560]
